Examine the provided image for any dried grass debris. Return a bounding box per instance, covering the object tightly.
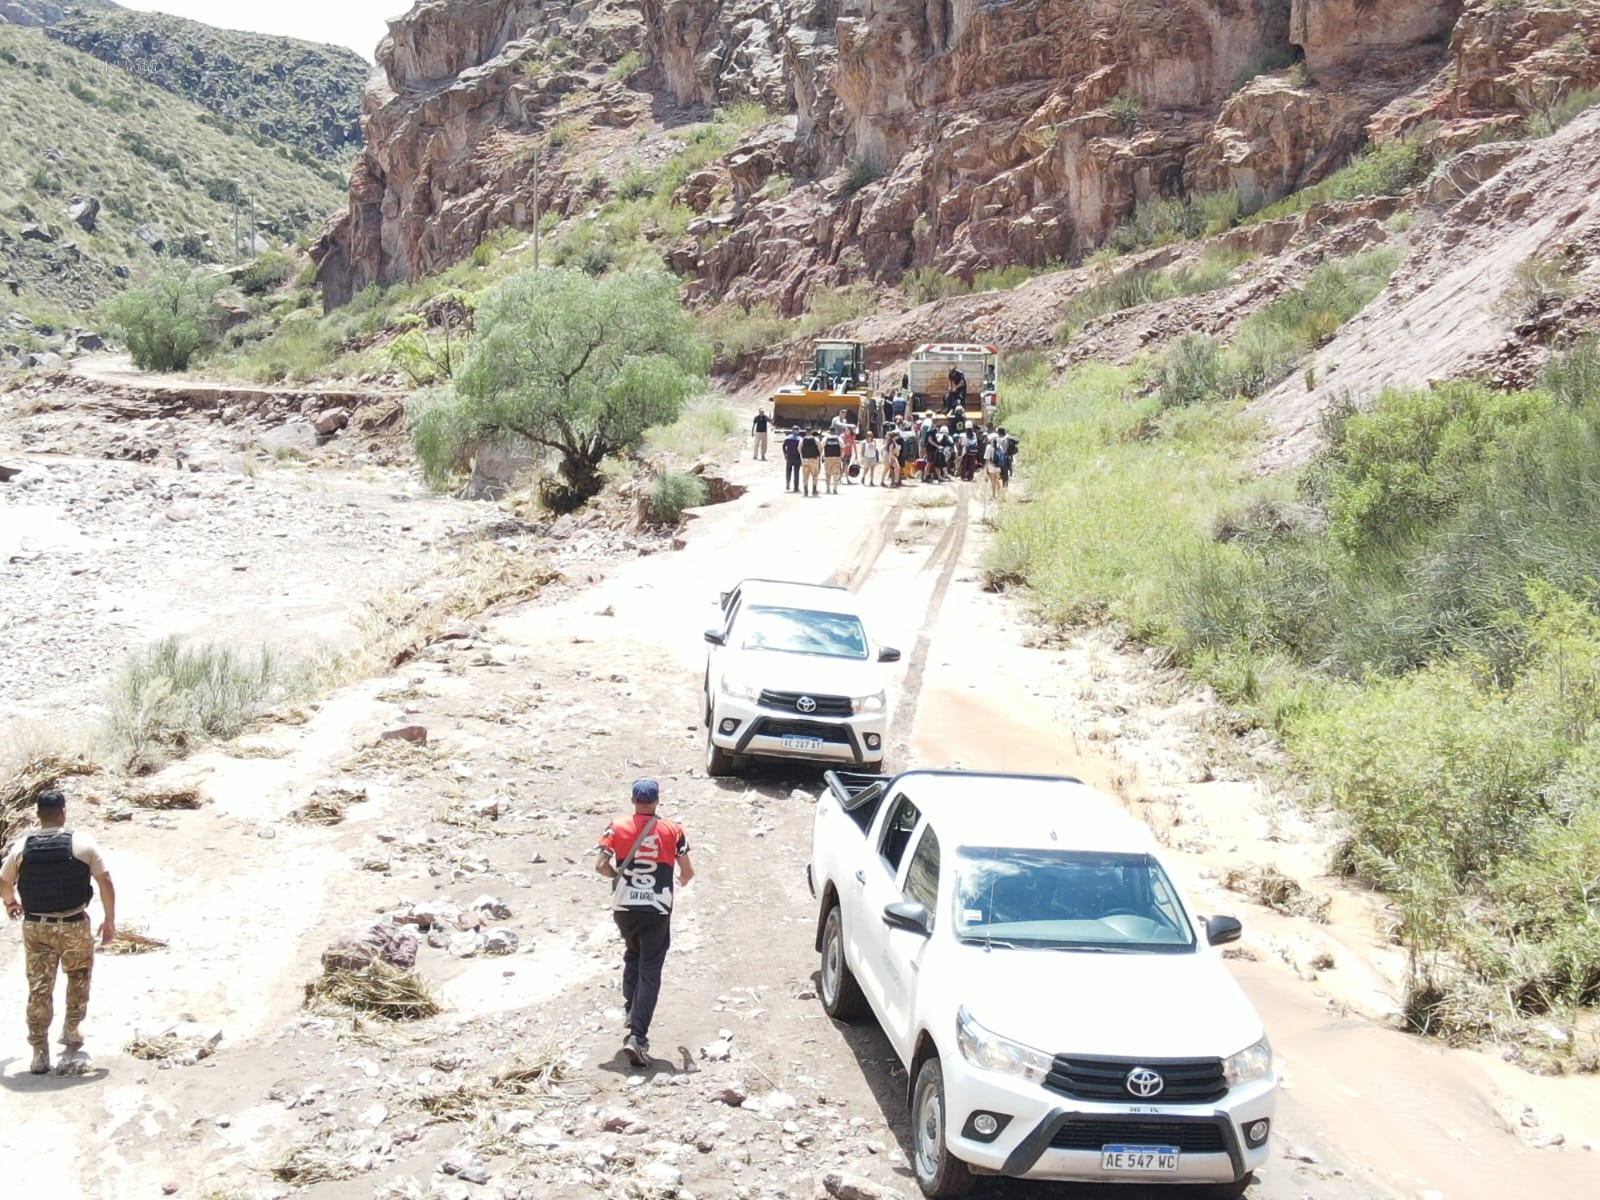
[305,960,441,1021]
[414,1045,572,1122]
[271,1141,358,1186]
[0,753,98,845]
[1221,864,1331,923]
[102,925,168,955]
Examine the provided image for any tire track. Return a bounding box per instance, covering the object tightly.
[826,488,910,591]
[885,484,970,760]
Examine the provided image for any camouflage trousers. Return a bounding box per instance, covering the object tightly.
[22,919,94,1050]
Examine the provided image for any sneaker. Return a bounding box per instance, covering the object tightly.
[29,1047,50,1075]
[622,1034,649,1066]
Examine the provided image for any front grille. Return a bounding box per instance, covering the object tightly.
[759,689,854,717]
[1050,1119,1227,1155]
[757,719,852,745]
[1045,1055,1226,1104]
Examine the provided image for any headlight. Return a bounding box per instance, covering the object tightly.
[956,1007,1053,1083]
[719,676,762,702]
[852,691,886,714]
[1222,1035,1272,1086]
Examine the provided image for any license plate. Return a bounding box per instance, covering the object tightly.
[1101,1145,1180,1172]
[782,734,825,751]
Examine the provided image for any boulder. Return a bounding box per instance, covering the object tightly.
[0,465,21,483]
[313,407,350,436]
[321,921,420,972]
[19,223,55,243]
[22,351,63,369]
[65,196,100,233]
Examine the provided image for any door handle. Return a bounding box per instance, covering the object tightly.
[854,870,866,885]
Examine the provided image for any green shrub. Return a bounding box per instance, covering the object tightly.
[904,266,971,305]
[1060,249,1245,338]
[103,270,227,371]
[840,156,882,196]
[647,471,710,524]
[1250,139,1429,222]
[237,250,296,296]
[702,301,793,367]
[1158,335,1230,407]
[645,397,739,458]
[608,49,645,81]
[1528,84,1600,137]
[1107,91,1143,132]
[106,637,297,769]
[1496,252,1578,321]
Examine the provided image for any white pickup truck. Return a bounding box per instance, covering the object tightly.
[808,770,1276,1198]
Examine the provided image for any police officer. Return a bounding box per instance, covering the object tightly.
[595,779,694,1065]
[1,788,117,1076]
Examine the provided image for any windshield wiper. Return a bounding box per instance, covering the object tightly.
[959,936,1021,950]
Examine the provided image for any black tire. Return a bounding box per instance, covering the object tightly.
[911,1056,974,1198]
[818,901,866,1021]
[705,728,736,778]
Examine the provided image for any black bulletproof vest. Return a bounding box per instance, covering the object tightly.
[18,830,93,914]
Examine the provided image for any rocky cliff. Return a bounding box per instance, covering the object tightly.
[316,0,1597,312]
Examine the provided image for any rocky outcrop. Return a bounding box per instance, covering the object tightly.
[1291,0,1462,70]
[316,0,1593,313]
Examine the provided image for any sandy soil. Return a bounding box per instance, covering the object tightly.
[0,409,1596,1200]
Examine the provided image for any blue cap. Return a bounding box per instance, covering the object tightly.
[631,778,660,804]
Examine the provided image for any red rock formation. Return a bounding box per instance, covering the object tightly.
[313,0,1593,313]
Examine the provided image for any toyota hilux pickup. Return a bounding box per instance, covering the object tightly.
[702,579,900,777]
[808,770,1276,1198]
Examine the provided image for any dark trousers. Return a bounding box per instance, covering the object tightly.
[784,459,801,491]
[613,908,672,1041]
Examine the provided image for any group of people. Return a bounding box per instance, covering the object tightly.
[755,406,1018,499]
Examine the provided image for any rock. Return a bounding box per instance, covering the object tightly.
[313,407,351,436]
[164,500,203,522]
[601,1109,649,1133]
[482,929,519,955]
[72,331,106,352]
[381,724,429,745]
[821,1171,896,1200]
[65,196,100,233]
[134,224,165,254]
[700,1038,733,1062]
[471,894,512,920]
[642,1163,683,1189]
[0,465,20,483]
[19,222,55,243]
[258,421,319,456]
[440,1148,490,1184]
[404,899,461,930]
[711,1083,749,1106]
[447,931,484,958]
[22,351,63,370]
[1287,1145,1320,1164]
[321,921,420,972]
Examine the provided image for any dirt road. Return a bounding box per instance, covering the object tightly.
[0,427,1596,1199]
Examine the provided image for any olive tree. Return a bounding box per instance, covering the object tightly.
[412,267,709,510]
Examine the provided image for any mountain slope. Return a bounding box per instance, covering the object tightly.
[0,23,347,314]
[46,8,369,162]
[0,0,119,26]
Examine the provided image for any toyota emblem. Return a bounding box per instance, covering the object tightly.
[796,696,818,714]
[1125,1068,1165,1098]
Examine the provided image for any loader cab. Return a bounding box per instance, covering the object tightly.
[813,340,867,392]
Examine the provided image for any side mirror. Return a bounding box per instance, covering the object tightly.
[878,647,902,663]
[719,591,732,608]
[704,630,726,646]
[1206,915,1243,947]
[883,901,931,936]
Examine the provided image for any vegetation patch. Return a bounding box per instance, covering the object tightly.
[105,637,301,771]
[1059,249,1247,338]
[304,960,442,1022]
[994,335,1600,1047]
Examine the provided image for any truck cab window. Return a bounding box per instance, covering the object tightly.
[879,795,921,873]
[903,827,940,923]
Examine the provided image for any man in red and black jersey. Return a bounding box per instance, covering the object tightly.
[596,778,695,1065]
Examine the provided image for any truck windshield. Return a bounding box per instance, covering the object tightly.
[738,606,868,659]
[954,848,1196,952]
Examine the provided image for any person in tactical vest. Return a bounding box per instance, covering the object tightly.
[1,788,116,1076]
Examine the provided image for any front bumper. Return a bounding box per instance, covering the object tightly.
[709,693,885,766]
[947,1064,1276,1185]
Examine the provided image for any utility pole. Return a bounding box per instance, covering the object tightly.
[249,189,257,260]
[531,148,540,272]
[232,178,241,260]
